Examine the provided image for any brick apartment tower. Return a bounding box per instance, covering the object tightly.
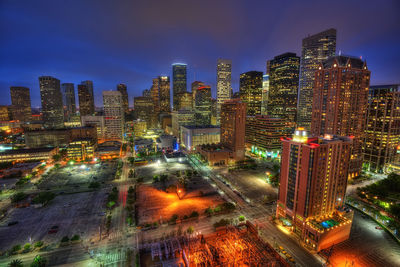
[311,55,370,178]
[277,129,353,251]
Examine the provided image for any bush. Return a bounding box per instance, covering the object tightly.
[34,241,44,248]
[189,211,199,218]
[71,235,80,241]
[238,215,245,222]
[11,192,27,203]
[61,236,69,243]
[23,243,31,251]
[169,214,178,223]
[8,259,23,267]
[32,192,55,205]
[89,181,100,189]
[30,255,47,267]
[214,219,231,228]
[11,244,21,253]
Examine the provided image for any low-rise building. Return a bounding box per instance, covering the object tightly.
[181,125,220,151]
[81,115,106,141]
[156,134,177,151]
[67,138,97,161]
[171,110,194,140]
[133,120,147,137]
[95,141,121,160]
[0,147,58,163]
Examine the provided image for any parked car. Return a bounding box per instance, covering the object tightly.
[8,221,18,226]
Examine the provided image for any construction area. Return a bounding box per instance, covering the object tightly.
[140,222,289,267]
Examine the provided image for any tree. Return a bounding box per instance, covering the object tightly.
[30,255,47,267]
[24,243,31,251]
[52,154,61,162]
[71,235,80,241]
[32,192,55,205]
[88,181,100,189]
[186,226,194,235]
[238,215,245,222]
[60,236,69,243]
[8,259,23,267]
[34,241,43,248]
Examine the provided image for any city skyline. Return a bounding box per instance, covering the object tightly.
[1,0,399,107]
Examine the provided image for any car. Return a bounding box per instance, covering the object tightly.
[51,225,59,229]
[8,221,18,226]
[375,226,383,230]
[48,229,58,234]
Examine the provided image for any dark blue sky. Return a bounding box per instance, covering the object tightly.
[1,0,399,107]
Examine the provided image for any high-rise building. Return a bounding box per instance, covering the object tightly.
[158,76,171,113]
[10,86,32,122]
[245,115,287,158]
[191,81,205,104]
[364,84,400,173]
[311,55,370,178]
[220,99,246,160]
[239,71,263,116]
[172,63,187,110]
[171,110,195,140]
[61,83,76,121]
[267,52,300,131]
[134,96,155,128]
[142,89,151,98]
[103,91,124,140]
[277,129,353,251]
[176,92,193,111]
[297,29,337,129]
[78,83,95,116]
[261,74,270,115]
[39,76,64,129]
[217,59,232,123]
[117,83,129,115]
[194,85,212,126]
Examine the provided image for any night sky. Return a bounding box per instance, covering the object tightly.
[1,0,399,107]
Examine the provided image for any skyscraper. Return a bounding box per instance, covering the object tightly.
[39,76,64,129]
[239,71,263,116]
[311,55,370,178]
[103,91,124,140]
[277,129,353,251]
[261,74,270,115]
[10,86,32,122]
[134,96,154,128]
[78,82,95,116]
[61,83,76,120]
[364,84,400,172]
[158,76,171,113]
[217,59,232,123]
[172,63,187,110]
[117,83,129,115]
[194,86,212,126]
[297,29,337,129]
[220,99,246,160]
[191,81,205,104]
[267,52,300,131]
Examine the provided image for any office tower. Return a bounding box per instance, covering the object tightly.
[134,96,155,128]
[142,89,151,98]
[217,59,232,123]
[39,76,64,129]
[61,83,76,120]
[172,63,187,110]
[267,52,300,131]
[191,81,205,104]
[117,83,129,115]
[261,74,270,115]
[364,84,400,172]
[10,86,32,122]
[194,85,212,126]
[311,55,370,178]
[245,115,286,158]
[277,129,353,251]
[297,29,337,129]
[78,83,95,116]
[0,106,10,121]
[103,91,124,140]
[239,71,263,116]
[220,99,246,160]
[151,77,160,118]
[158,76,171,113]
[176,92,193,111]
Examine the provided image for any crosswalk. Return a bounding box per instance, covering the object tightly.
[108,231,123,240]
[103,250,125,265]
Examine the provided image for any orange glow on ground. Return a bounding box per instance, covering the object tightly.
[137,185,224,224]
